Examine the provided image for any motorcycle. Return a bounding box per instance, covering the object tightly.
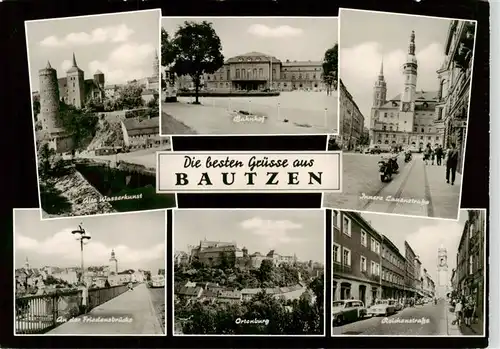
[404,151,412,163]
[378,155,399,182]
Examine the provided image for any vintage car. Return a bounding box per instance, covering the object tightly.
[332,300,366,326]
[367,299,398,317]
[391,299,403,311]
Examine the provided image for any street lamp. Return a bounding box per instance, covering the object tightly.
[72,223,91,284]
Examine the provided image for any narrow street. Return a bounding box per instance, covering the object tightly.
[333,301,448,336]
[324,153,461,219]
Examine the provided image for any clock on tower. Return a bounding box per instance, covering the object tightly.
[402,102,411,112]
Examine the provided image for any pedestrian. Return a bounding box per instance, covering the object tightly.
[465,296,475,326]
[79,283,88,314]
[431,146,435,165]
[454,298,463,325]
[446,142,459,185]
[424,144,432,165]
[435,145,444,166]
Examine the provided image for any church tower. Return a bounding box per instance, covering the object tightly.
[108,249,118,274]
[373,60,387,107]
[401,30,418,109]
[24,257,30,270]
[437,245,449,299]
[39,61,62,133]
[398,30,418,134]
[66,53,86,109]
[153,49,159,79]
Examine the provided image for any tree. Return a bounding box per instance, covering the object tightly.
[259,259,274,283]
[58,102,99,150]
[33,97,40,119]
[322,43,338,95]
[328,136,341,151]
[115,83,144,110]
[359,127,370,146]
[161,28,176,86]
[167,21,224,104]
[84,97,104,113]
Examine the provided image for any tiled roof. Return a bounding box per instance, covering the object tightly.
[218,290,241,299]
[122,117,159,132]
[282,60,322,67]
[226,52,281,64]
[178,286,202,297]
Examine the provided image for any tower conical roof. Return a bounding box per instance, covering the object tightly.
[67,53,83,73]
[46,61,52,69]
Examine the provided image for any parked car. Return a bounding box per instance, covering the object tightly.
[332,300,366,326]
[365,146,381,154]
[367,299,398,317]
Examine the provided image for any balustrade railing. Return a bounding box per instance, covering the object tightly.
[15,282,138,334]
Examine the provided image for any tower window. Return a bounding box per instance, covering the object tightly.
[384,113,388,118]
[421,128,424,133]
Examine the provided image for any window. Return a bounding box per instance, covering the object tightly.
[333,210,340,227]
[259,68,263,77]
[371,238,376,252]
[333,243,341,263]
[469,255,473,275]
[360,256,367,272]
[361,230,367,247]
[384,113,388,118]
[469,223,474,239]
[382,270,386,280]
[342,247,351,266]
[375,241,380,254]
[383,125,387,131]
[342,216,352,237]
[253,68,257,78]
[414,127,417,132]
[371,261,380,276]
[236,69,240,78]
[421,128,424,132]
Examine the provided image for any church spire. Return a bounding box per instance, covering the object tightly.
[72,52,78,67]
[378,59,385,81]
[46,61,52,69]
[408,30,416,55]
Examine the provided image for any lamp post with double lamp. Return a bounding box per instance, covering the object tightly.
[72,224,91,284]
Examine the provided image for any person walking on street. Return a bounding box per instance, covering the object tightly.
[446,142,459,185]
[424,144,432,165]
[431,146,435,165]
[454,298,463,325]
[435,145,444,166]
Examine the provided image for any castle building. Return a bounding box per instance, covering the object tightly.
[436,244,449,299]
[203,52,326,92]
[57,53,106,108]
[108,249,118,275]
[369,31,444,150]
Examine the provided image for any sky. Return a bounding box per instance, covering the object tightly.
[14,209,166,272]
[161,17,338,63]
[26,9,160,92]
[174,210,325,263]
[360,209,476,284]
[339,9,454,127]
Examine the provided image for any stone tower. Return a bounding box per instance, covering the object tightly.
[401,30,418,107]
[66,53,85,108]
[93,69,105,89]
[373,60,387,107]
[437,244,449,299]
[24,257,30,270]
[38,61,62,132]
[109,249,118,274]
[153,49,159,79]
